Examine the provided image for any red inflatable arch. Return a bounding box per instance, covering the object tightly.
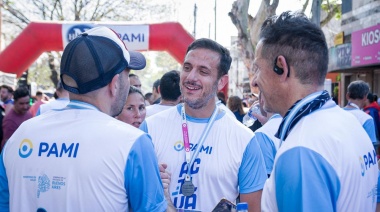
[0,22,194,77]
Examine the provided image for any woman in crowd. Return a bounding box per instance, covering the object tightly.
[227,95,246,123]
[116,86,146,128]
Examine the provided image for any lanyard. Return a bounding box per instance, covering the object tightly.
[348,102,360,109]
[181,103,219,181]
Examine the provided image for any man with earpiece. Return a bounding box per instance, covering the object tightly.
[251,11,377,211]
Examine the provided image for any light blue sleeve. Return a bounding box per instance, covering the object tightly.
[124,134,167,212]
[255,132,277,175]
[377,171,380,203]
[363,119,377,144]
[275,147,340,211]
[238,138,267,193]
[139,120,148,133]
[0,151,9,211]
[36,108,41,116]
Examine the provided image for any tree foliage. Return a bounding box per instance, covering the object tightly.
[0,0,175,89]
[229,0,341,93]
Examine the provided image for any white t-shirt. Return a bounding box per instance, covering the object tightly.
[254,114,282,175]
[0,100,166,212]
[146,104,174,117]
[262,100,378,211]
[36,98,70,116]
[141,104,267,212]
[343,107,377,143]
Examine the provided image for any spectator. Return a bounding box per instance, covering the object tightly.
[227,95,245,123]
[0,85,14,115]
[0,26,169,211]
[151,79,161,104]
[253,11,377,211]
[129,73,142,90]
[217,91,226,105]
[146,70,182,117]
[29,91,47,116]
[117,86,146,128]
[141,38,267,211]
[343,80,377,143]
[36,81,70,115]
[1,86,32,150]
[364,92,380,141]
[145,92,154,105]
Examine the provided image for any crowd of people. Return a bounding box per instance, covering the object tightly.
[0,10,379,212]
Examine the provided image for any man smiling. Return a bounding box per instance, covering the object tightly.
[141,38,267,212]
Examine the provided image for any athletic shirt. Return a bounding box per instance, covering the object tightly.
[254,114,282,175]
[146,104,174,117]
[0,100,166,212]
[262,100,378,211]
[140,104,267,211]
[36,98,70,116]
[343,107,377,143]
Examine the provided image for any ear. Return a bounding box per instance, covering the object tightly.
[217,75,229,91]
[276,55,290,82]
[346,93,350,101]
[158,85,161,94]
[109,74,120,97]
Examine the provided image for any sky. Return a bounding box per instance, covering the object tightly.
[173,0,305,47]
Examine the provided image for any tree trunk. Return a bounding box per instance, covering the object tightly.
[229,0,278,94]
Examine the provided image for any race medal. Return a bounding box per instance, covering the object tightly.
[181,180,195,196]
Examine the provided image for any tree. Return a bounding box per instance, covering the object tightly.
[229,0,341,93]
[228,0,279,93]
[0,0,175,88]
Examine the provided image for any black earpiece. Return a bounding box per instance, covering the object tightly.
[273,56,284,75]
[273,56,290,77]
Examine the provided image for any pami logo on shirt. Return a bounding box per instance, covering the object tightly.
[360,150,377,176]
[19,139,33,158]
[38,142,80,158]
[174,141,184,151]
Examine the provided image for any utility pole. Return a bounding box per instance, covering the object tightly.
[193,3,197,38]
[208,23,211,39]
[311,0,321,26]
[214,0,217,40]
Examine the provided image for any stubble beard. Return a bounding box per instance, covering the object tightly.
[111,78,129,117]
[183,81,218,110]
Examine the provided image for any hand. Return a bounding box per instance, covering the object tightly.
[159,163,171,190]
[251,112,269,125]
[159,163,176,212]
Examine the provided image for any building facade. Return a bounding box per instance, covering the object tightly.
[329,0,380,106]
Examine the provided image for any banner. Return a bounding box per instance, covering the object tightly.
[62,23,149,51]
[351,24,380,67]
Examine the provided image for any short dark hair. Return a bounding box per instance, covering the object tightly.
[153,79,160,90]
[13,87,30,101]
[0,85,13,94]
[186,38,232,79]
[259,11,328,85]
[347,80,369,99]
[144,92,152,99]
[36,91,43,96]
[160,70,181,101]
[367,93,375,103]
